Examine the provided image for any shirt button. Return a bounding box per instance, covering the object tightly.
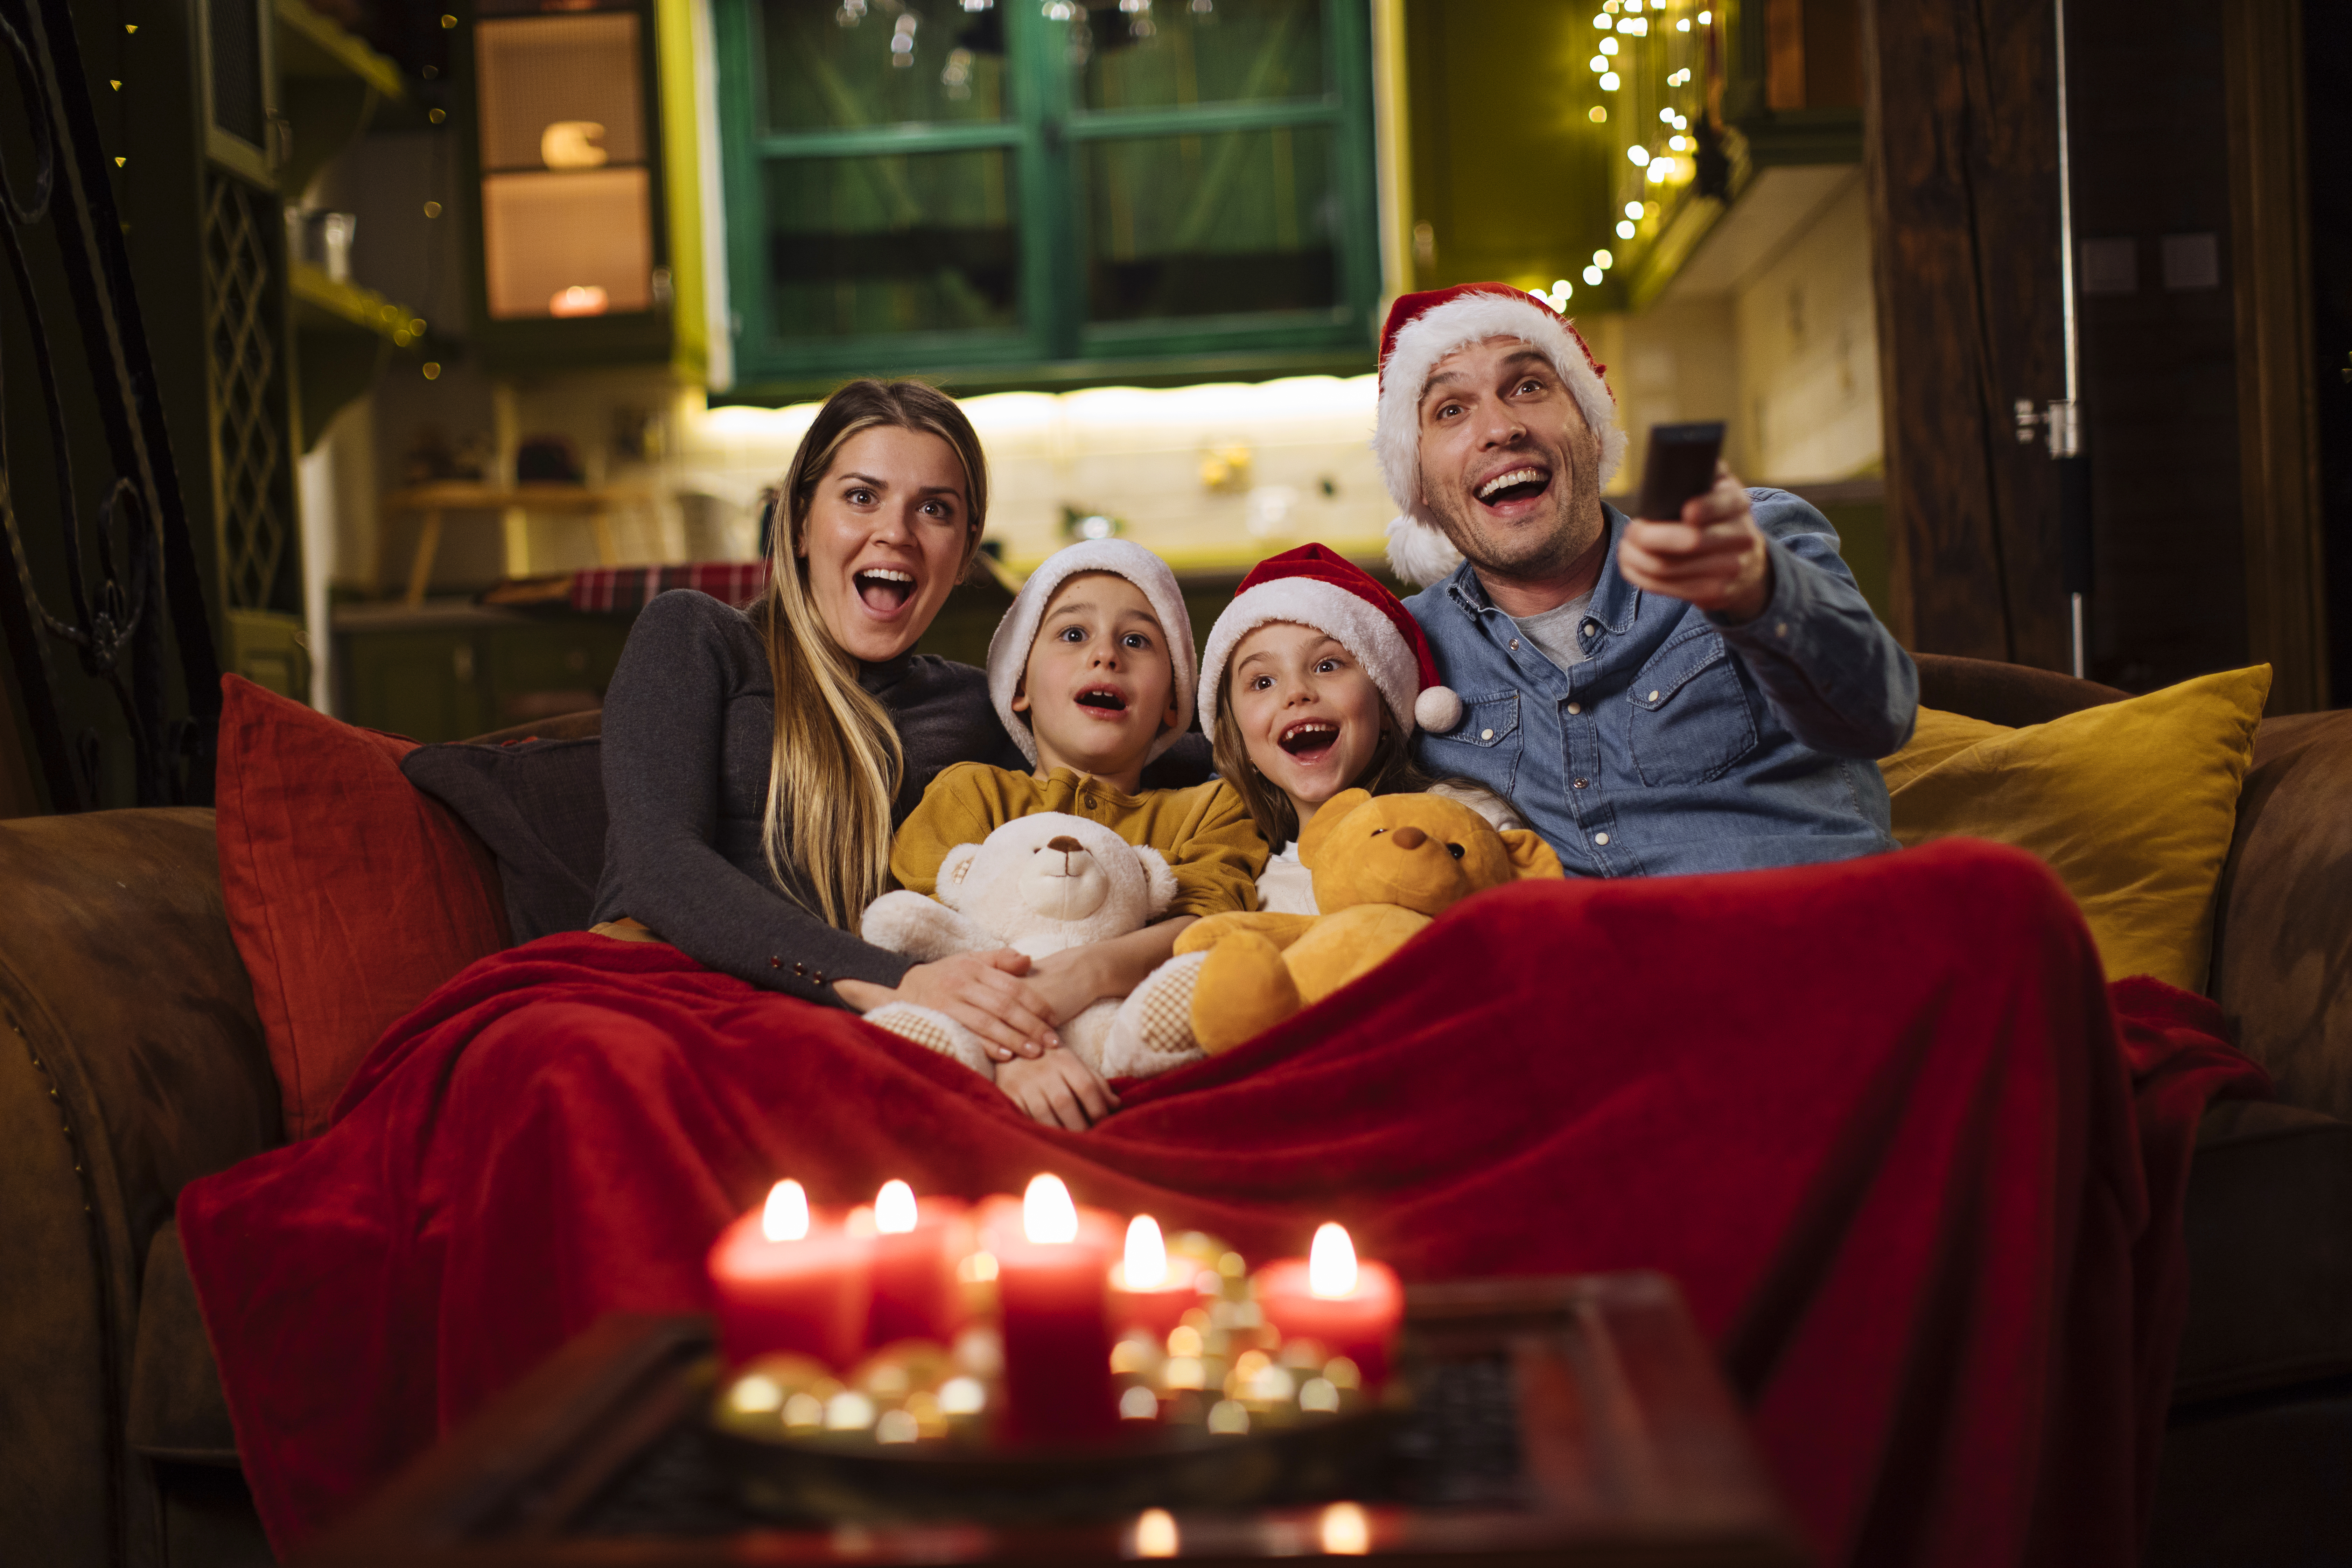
[1648,689,1661,701]
[1594,832,1610,846]
[1510,638,1521,650]
[1582,620,1598,637]
[770,957,782,968]
[1573,778,1588,789]
[1776,621,1789,638]
[1083,795,1098,809]
[793,962,807,975]
[1566,702,1582,715]
[1480,727,1494,740]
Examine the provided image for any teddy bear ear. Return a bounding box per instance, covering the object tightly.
[1297,788,1372,870]
[938,842,984,904]
[1134,846,1179,918]
[1499,828,1564,881]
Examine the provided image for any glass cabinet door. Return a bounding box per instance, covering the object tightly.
[718,0,1378,390]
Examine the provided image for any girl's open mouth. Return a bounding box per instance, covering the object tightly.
[1278,720,1339,757]
[1075,687,1129,713]
[855,567,916,614]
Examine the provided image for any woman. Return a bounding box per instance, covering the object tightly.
[590,379,1167,1113]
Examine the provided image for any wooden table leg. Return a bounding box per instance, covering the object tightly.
[502,506,531,581]
[405,509,443,610]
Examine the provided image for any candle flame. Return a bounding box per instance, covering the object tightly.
[1123,1214,1169,1289]
[762,1179,810,1242]
[1308,1223,1358,1298]
[875,1179,918,1234]
[1023,1173,1078,1244]
[1133,1508,1179,1558]
[1319,1502,1371,1555]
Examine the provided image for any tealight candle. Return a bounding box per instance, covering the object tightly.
[993,1174,1116,1445]
[707,1180,872,1369]
[1251,1223,1403,1386]
[1108,1214,1199,1339]
[864,1182,972,1350]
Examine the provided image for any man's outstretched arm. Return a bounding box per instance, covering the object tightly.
[1616,470,1917,760]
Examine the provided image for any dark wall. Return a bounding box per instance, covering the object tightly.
[2308,0,2352,706]
[2068,0,2248,694]
[0,0,225,809]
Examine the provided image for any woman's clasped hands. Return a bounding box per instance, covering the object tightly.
[842,947,1121,1131]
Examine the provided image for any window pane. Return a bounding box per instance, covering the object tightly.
[1071,0,1325,112]
[762,0,1009,130]
[764,150,1020,338]
[1081,127,1336,322]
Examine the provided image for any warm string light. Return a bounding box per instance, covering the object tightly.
[762,1178,810,1242]
[1308,1223,1359,1299]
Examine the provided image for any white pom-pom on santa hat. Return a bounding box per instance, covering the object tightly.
[1373,283,1628,589]
[1199,544,1463,738]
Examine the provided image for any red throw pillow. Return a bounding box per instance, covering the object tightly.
[214,676,511,1140]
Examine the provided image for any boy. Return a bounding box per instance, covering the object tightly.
[888,540,1267,1124]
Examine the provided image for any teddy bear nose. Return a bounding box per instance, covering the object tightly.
[1047,835,1083,853]
[1389,826,1428,850]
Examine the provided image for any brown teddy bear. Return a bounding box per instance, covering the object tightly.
[1175,789,1564,1053]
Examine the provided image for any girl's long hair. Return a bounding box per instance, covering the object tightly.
[1210,677,1433,848]
[751,379,988,929]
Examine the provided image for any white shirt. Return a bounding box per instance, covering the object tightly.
[1255,842,1319,915]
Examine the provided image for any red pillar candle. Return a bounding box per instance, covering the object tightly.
[1252,1223,1404,1386]
[992,1174,1116,1446]
[707,1180,871,1369]
[865,1184,973,1349]
[1108,1214,1200,1340]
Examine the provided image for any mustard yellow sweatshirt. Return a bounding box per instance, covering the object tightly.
[891,763,1269,919]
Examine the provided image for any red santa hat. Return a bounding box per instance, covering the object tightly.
[1374,282,1629,588]
[1199,543,1464,738]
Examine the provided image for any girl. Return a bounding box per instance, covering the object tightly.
[1104,544,1514,1071]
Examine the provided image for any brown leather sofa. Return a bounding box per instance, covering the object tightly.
[2,655,2347,1568]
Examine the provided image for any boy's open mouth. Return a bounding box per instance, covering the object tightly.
[1474,465,1553,510]
[855,567,915,613]
[1278,719,1339,757]
[1075,686,1129,713]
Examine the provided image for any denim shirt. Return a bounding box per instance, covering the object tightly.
[1406,490,1918,878]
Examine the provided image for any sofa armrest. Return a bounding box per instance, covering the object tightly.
[2212,710,2352,1121]
[0,807,278,1567]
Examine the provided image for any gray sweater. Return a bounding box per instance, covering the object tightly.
[588,590,1028,1005]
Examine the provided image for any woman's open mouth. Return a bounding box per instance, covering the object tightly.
[1074,686,1129,715]
[854,567,916,615]
[1278,720,1339,757]
[1474,465,1553,511]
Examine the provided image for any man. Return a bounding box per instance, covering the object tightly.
[1375,282,1917,876]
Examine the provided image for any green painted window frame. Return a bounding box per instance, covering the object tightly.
[712,0,1383,398]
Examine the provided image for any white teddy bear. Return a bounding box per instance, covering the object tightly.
[860,813,1181,1081]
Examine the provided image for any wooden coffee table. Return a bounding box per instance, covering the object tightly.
[293,1272,1807,1567]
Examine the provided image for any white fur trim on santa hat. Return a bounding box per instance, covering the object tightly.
[1200,576,1426,738]
[986,539,1198,767]
[1375,290,1629,588]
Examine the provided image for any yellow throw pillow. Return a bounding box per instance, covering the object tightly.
[1884,665,2272,992]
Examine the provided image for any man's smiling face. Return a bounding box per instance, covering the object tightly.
[1415,337,1606,584]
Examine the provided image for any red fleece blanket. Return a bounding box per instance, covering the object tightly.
[178,839,2266,1567]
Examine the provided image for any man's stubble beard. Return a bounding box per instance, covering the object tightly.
[1422,438,1607,589]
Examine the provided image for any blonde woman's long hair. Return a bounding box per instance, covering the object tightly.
[751,379,988,929]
